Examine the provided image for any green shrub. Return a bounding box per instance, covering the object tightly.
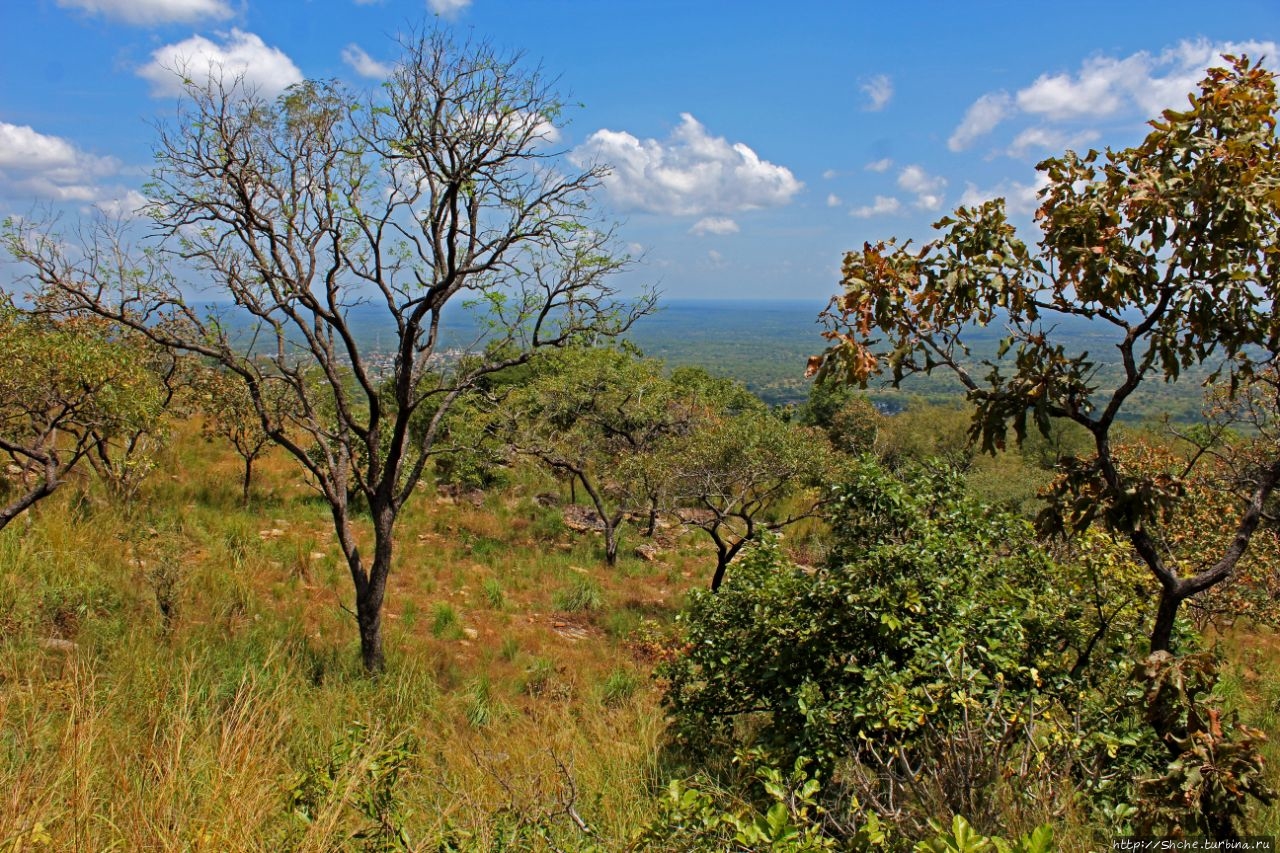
[482,577,505,610]
[600,667,639,707]
[287,721,415,851]
[632,756,841,852]
[661,459,1160,836]
[464,677,500,728]
[430,603,463,640]
[1134,652,1275,838]
[529,508,567,542]
[553,574,603,613]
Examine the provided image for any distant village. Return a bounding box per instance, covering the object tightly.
[358,346,469,380]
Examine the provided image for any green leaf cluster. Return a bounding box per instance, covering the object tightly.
[662,460,1160,828]
[286,721,416,852]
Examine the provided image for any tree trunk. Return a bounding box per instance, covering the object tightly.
[603,522,619,566]
[644,498,658,538]
[710,552,730,591]
[242,457,253,507]
[1149,586,1184,654]
[359,507,396,674]
[0,461,59,533]
[708,524,750,592]
[357,593,385,674]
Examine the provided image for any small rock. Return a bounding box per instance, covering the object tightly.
[635,544,661,562]
[562,505,605,532]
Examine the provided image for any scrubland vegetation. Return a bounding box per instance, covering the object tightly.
[2,33,1279,853]
[2,393,1278,851]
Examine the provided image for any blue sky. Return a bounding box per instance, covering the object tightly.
[1,0,1277,299]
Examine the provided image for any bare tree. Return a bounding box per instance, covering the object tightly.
[9,31,652,672]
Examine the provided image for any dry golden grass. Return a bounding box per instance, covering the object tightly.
[0,419,714,850]
[6,418,1278,849]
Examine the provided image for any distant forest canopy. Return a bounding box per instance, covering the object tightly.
[205,296,1219,420]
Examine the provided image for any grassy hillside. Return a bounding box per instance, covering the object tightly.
[3,414,1277,850]
[0,419,731,850]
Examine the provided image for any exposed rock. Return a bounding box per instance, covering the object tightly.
[550,620,590,641]
[562,505,605,533]
[634,543,662,562]
[436,483,485,507]
[674,507,718,525]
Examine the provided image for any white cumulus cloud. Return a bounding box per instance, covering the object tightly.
[850,196,902,218]
[897,165,946,211]
[826,193,842,208]
[959,174,1050,216]
[570,113,803,216]
[427,0,471,16]
[948,92,1012,151]
[864,157,893,173]
[95,189,151,219]
[138,29,303,98]
[0,121,120,203]
[513,111,561,146]
[56,0,233,25]
[861,74,893,111]
[1015,55,1143,120]
[690,216,740,236]
[951,39,1279,151]
[1005,127,1099,159]
[342,44,392,79]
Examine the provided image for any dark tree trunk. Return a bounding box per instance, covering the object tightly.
[710,551,730,591]
[242,457,253,507]
[1149,587,1183,654]
[644,498,658,538]
[1204,798,1238,841]
[337,500,394,676]
[357,593,385,674]
[602,511,624,565]
[708,522,751,592]
[0,465,59,533]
